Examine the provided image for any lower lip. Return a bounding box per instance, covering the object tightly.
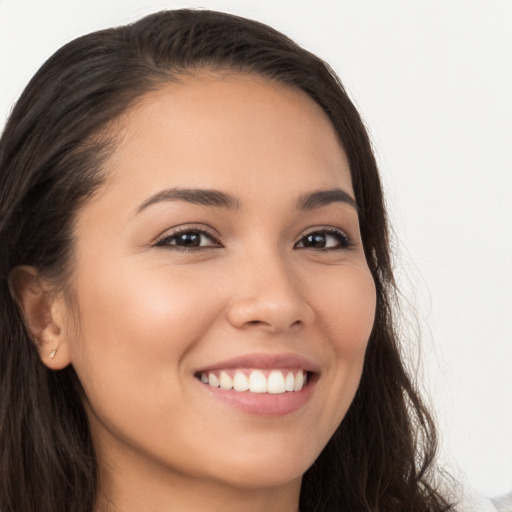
[196,375,316,416]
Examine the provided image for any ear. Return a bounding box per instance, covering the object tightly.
[8,265,72,370]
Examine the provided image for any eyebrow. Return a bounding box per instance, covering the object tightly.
[136,187,357,213]
[296,189,358,212]
[136,187,241,212]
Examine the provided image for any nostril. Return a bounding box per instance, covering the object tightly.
[244,320,276,334]
[226,297,314,333]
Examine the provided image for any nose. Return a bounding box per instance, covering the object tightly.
[226,253,314,334]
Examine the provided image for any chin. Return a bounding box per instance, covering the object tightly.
[197,435,320,490]
[211,459,307,490]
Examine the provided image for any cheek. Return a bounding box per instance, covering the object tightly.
[334,270,376,398]
[321,265,376,386]
[75,261,220,341]
[296,264,376,454]
[315,265,376,355]
[67,262,224,406]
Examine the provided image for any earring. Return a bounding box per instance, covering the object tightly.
[49,348,58,359]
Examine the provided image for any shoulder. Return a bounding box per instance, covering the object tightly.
[458,490,512,512]
[491,492,512,512]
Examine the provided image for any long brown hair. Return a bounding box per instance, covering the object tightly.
[0,9,452,511]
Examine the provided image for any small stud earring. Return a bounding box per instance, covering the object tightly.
[49,348,58,359]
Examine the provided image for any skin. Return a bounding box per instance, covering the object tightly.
[16,74,376,512]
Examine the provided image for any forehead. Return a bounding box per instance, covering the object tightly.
[99,73,353,208]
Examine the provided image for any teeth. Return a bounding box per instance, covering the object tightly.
[285,371,295,392]
[219,372,233,390]
[233,371,249,391]
[267,370,286,394]
[208,372,219,388]
[201,369,308,394]
[294,370,304,391]
[249,370,267,393]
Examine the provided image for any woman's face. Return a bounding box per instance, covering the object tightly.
[59,75,376,494]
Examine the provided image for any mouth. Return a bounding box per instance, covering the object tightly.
[196,368,310,394]
[193,353,319,416]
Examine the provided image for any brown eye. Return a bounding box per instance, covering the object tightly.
[173,232,202,247]
[303,233,329,248]
[155,229,221,250]
[295,229,353,250]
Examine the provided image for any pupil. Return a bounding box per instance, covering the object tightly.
[179,233,200,247]
[306,233,326,248]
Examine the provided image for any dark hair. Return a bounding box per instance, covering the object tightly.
[0,9,452,512]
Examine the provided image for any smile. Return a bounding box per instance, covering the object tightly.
[199,369,308,394]
[194,353,319,415]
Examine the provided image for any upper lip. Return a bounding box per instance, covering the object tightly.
[196,352,321,374]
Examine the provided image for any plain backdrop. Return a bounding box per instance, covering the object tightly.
[1,0,511,499]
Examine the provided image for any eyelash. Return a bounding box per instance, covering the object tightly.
[154,227,222,251]
[295,227,355,251]
[154,226,354,251]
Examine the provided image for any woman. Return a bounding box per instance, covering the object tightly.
[0,9,453,512]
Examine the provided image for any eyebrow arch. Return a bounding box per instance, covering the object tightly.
[136,187,241,213]
[296,188,358,212]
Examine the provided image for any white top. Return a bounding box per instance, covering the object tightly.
[459,490,512,512]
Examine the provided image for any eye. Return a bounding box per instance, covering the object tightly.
[154,227,221,250]
[295,228,354,250]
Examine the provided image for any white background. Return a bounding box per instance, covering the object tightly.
[1,0,510,499]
